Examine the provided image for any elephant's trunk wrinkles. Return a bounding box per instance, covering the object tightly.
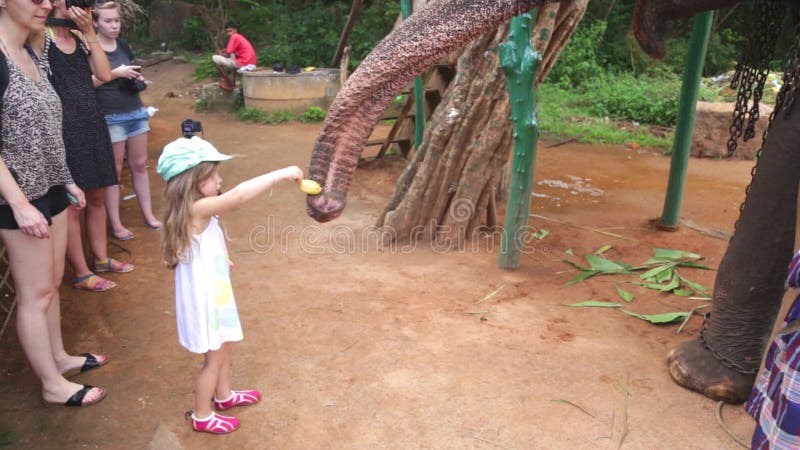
[306,0,550,222]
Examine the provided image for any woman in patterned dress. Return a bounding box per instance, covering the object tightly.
[0,0,106,407]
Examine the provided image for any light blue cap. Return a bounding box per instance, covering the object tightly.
[157,137,232,181]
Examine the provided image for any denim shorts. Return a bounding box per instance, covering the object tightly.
[105,108,150,143]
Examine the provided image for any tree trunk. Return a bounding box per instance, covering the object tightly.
[376,1,588,245]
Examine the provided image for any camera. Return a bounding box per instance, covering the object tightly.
[181,119,203,138]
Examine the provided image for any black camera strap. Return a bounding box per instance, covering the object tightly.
[45,18,77,29]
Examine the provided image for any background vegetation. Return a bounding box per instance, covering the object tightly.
[130,0,785,146]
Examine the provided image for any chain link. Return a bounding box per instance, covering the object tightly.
[727,0,786,158]
[698,314,760,375]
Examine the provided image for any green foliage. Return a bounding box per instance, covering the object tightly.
[546,20,608,89]
[300,106,326,122]
[181,17,209,51]
[581,73,680,126]
[538,83,672,148]
[236,106,327,124]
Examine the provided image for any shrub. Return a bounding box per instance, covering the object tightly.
[300,106,327,122]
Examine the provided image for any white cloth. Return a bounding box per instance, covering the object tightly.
[175,216,243,353]
[212,54,239,69]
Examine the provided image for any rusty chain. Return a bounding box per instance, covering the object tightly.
[698,314,760,375]
[727,0,786,157]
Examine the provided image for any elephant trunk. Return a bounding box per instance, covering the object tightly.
[704,106,800,374]
[306,0,549,222]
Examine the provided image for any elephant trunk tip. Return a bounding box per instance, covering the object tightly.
[306,190,346,223]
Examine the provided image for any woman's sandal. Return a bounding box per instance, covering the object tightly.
[213,389,261,411]
[94,258,134,274]
[62,353,108,378]
[72,273,116,292]
[186,411,240,434]
[111,229,135,241]
[45,385,106,408]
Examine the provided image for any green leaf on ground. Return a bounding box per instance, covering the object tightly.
[531,229,551,240]
[615,285,634,303]
[565,301,623,308]
[594,245,612,255]
[621,310,690,324]
[477,285,505,304]
[676,272,711,293]
[585,254,629,273]
[672,289,694,297]
[653,248,702,261]
[565,271,600,285]
[676,261,713,270]
[562,259,591,272]
[565,248,575,256]
[639,262,676,281]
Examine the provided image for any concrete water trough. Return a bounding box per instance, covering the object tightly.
[241,68,341,113]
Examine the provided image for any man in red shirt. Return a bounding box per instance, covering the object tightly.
[211,21,257,92]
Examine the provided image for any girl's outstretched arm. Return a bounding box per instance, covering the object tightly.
[192,166,303,221]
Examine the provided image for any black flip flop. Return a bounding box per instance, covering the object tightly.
[62,353,107,378]
[64,385,106,407]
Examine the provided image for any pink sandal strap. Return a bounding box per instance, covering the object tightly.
[94,258,134,274]
[72,274,116,292]
[214,389,261,410]
[189,411,239,434]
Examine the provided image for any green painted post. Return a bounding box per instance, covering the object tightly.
[659,11,714,229]
[401,0,425,149]
[498,12,541,270]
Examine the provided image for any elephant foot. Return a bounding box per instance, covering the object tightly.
[633,0,668,59]
[667,339,756,403]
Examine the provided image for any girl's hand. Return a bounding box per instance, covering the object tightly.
[113,65,142,80]
[281,166,304,183]
[65,184,86,210]
[11,201,50,239]
[68,6,95,36]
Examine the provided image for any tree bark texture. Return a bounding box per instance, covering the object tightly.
[376,1,588,244]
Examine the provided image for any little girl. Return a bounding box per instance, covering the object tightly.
[157,137,302,434]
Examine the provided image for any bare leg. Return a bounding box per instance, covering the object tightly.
[214,343,233,400]
[195,347,226,418]
[84,188,109,261]
[1,211,104,403]
[126,132,162,229]
[106,140,132,238]
[65,206,92,278]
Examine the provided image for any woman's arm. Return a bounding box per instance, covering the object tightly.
[70,7,112,82]
[0,156,50,238]
[191,166,303,221]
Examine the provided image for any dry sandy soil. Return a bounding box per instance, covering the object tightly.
[0,60,771,449]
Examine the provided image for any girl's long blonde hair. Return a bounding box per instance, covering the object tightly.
[162,162,219,269]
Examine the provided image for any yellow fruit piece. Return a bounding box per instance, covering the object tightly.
[299,179,323,195]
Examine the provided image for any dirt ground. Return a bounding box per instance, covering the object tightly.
[0,60,771,449]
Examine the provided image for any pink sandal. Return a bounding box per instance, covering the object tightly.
[213,389,261,411]
[187,411,239,434]
[94,258,134,274]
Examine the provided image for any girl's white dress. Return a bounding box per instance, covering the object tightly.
[175,216,243,353]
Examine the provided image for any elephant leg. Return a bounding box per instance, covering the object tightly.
[668,107,800,403]
[633,0,741,59]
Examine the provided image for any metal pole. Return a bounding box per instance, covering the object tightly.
[401,0,425,149]
[498,12,541,270]
[659,11,714,229]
